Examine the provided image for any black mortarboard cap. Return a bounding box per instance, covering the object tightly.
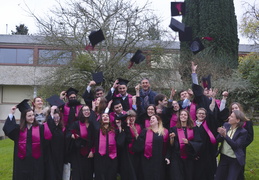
[66,87,79,97]
[92,72,104,84]
[189,37,205,54]
[117,78,129,86]
[112,96,123,106]
[202,75,211,89]
[171,2,186,16]
[116,114,128,121]
[169,18,185,32]
[88,29,105,47]
[179,27,192,42]
[17,99,31,113]
[46,95,65,107]
[130,50,145,64]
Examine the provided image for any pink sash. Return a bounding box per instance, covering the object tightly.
[99,130,117,159]
[144,129,169,159]
[242,121,247,128]
[79,121,88,156]
[202,120,216,145]
[145,119,150,128]
[128,124,141,154]
[215,99,221,109]
[170,113,178,128]
[43,123,52,140]
[18,126,41,159]
[177,128,194,159]
[189,102,196,124]
[63,104,82,126]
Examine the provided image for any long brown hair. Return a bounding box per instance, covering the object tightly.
[100,113,114,134]
[95,97,107,115]
[20,109,38,131]
[176,109,194,129]
[229,102,250,121]
[77,105,91,123]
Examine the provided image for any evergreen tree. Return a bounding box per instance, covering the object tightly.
[11,24,29,35]
[180,0,239,81]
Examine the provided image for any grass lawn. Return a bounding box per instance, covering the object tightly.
[0,126,258,180]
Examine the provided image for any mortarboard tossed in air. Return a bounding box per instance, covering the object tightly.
[169,17,185,32]
[17,99,32,113]
[171,2,186,16]
[179,27,192,42]
[189,37,205,54]
[92,72,104,84]
[66,87,79,97]
[202,75,211,89]
[85,29,105,50]
[128,50,146,69]
[46,95,65,107]
[117,78,129,86]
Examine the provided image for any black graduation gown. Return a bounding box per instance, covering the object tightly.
[168,126,202,180]
[92,120,126,180]
[66,120,94,180]
[132,129,168,180]
[3,116,48,180]
[44,116,65,180]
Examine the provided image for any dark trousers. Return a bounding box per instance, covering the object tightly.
[215,154,243,180]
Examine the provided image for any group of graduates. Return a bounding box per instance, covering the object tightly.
[3,62,254,180]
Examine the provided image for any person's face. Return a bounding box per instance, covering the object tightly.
[159,97,168,107]
[147,106,155,117]
[118,85,127,96]
[203,88,210,97]
[26,110,35,124]
[95,90,104,98]
[82,106,91,118]
[150,115,158,126]
[196,109,206,121]
[180,91,189,100]
[114,103,123,114]
[34,98,43,108]
[95,97,101,107]
[180,111,188,122]
[68,94,77,100]
[102,113,110,123]
[53,113,60,125]
[172,101,180,111]
[228,112,240,125]
[141,79,150,91]
[231,104,240,112]
[128,115,136,124]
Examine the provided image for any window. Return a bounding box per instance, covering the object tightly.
[38,50,72,65]
[0,48,33,64]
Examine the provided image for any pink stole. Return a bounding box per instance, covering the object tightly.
[177,128,194,159]
[145,119,150,128]
[144,129,169,159]
[98,130,117,159]
[189,102,196,125]
[18,126,41,159]
[43,123,52,140]
[116,94,133,110]
[202,120,216,145]
[170,113,178,128]
[128,124,141,154]
[79,121,88,156]
[215,99,221,109]
[63,104,82,126]
[242,121,247,128]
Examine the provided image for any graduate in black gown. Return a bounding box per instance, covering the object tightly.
[168,109,202,180]
[92,113,126,180]
[3,100,52,180]
[66,105,95,180]
[44,106,65,180]
[133,114,169,180]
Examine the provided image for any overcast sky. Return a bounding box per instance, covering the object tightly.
[0,0,257,44]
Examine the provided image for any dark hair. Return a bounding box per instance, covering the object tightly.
[20,109,38,131]
[178,90,187,96]
[77,105,91,123]
[154,94,166,106]
[54,108,64,129]
[95,86,104,93]
[94,97,107,115]
[176,109,194,129]
[146,104,157,117]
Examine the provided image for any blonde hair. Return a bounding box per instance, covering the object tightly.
[148,115,165,136]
